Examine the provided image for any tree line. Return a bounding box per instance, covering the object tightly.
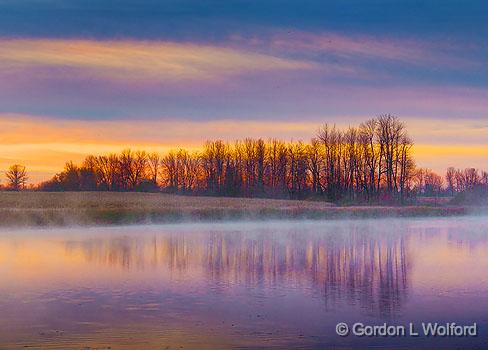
[3,114,487,204]
[38,114,416,202]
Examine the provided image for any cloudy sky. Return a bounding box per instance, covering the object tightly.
[1,0,487,182]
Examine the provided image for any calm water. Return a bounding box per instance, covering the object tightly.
[0,218,487,349]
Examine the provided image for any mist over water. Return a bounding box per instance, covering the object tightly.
[0,218,487,349]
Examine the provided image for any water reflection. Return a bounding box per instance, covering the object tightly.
[2,218,488,349]
[64,223,410,316]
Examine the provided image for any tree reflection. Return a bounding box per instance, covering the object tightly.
[65,224,410,316]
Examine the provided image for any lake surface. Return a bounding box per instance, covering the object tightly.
[0,217,487,349]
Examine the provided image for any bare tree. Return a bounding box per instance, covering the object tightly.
[161,150,179,191]
[6,164,28,190]
[377,114,406,196]
[201,140,228,195]
[148,152,161,185]
[266,139,288,197]
[132,151,148,188]
[95,154,119,190]
[287,141,309,199]
[306,138,323,196]
[359,118,380,199]
[445,167,456,195]
[118,149,148,190]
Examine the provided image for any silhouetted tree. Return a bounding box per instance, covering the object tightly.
[445,167,456,196]
[6,164,28,190]
[148,152,161,186]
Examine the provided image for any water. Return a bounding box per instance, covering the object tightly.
[0,217,487,349]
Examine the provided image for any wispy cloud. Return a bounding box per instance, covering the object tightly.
[231,30,477,68]
[0,38,314,82]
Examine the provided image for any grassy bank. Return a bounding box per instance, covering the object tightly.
[0,192,467,227]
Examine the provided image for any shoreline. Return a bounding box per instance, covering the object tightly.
[0,192,469,227]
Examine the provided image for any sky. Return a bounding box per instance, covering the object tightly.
[0,0,487,183]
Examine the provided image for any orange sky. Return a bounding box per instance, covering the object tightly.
[1,114,487,184]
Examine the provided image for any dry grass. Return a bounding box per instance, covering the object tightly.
[0,191,334,210]
[0,192,465,227]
